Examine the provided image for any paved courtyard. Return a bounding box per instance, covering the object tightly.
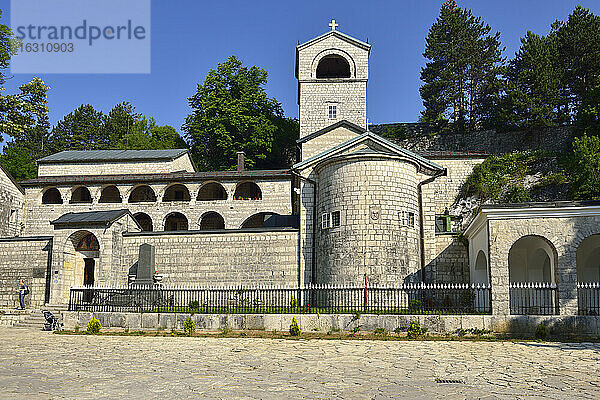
[0,328,598,399]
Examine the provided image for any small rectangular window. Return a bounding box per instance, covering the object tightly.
[328,105,337,119]
[9,210,15,223]
[435,214,461,234]
[321,213,330,229]
[400,211,415,228]
[331,211,341,227]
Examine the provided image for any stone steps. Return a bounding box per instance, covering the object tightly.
[10,304,68,329]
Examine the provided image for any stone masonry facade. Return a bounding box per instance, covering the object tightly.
[0,237,52,308]
[297,32,369,138]
[120,229,299,287]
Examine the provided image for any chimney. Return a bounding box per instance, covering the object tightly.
[237,151,245,172]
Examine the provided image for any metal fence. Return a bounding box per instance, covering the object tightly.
[509,282,558,315]
[577,282,600,316]
[68,283,492,315]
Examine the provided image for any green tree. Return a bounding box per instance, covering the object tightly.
[103,102,139,147]
[0,10,18,87]
[182,55,291,171]
[553,6,600,119]
[0,78,51,179]
[50,104,106,151]
[499,32,563,130]
[420,0,504,131]
[568,135,600,200]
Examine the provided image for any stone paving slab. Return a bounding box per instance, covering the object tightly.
[0,328,598,399]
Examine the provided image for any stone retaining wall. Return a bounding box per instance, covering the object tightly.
[62,311,600,335]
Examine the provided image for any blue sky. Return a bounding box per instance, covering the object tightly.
[1,0,600,137]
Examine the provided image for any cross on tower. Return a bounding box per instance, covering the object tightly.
[329,19,338,31]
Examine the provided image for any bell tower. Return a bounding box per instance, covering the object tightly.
[296,20,371,139]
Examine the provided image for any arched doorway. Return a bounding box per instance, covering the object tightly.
[164,212,188,231]
[576,234,600,315]
[474,250,489,284]
[199,212,225,230]
[508,235,558,315]
[55,231,101,304]
[577,234,600,282]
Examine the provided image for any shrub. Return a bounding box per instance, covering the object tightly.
[188,300,200,310]
[374,327,387,336]
[568,134,600,200]
[183,317,196,336]
[87,317,101,334]
[407,321,427,339]
[535,323,548,340]
[289,317,301,336]
[408,300,422,313]
[501,185,531,203]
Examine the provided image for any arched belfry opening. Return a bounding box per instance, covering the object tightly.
[316,55,351,78]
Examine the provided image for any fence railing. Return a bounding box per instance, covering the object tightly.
[68,283,492,315]
[577,282,600,316]
[509,282,558,315]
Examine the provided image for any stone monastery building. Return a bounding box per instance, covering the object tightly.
[0,24,599,316]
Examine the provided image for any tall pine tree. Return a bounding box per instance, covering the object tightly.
[420,0,504,132]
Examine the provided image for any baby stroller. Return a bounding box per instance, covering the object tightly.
[42,310,63,331]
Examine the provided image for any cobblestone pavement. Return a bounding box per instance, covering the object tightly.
[0,328,599,399]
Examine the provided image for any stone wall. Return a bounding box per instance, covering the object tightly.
[62,310,600,335]
[316,156,420,285]
[38,154,195,176]
[121,228,299,287]
[22,178,292,236]
[487,215,600,316]
[301,126,361,161]
[0,167,24,237]
[373,124,574,155]
[0,237,52,308]
[420,157,486,283]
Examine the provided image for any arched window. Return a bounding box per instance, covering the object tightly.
[99,185,122,203]
[133,212,153,232]
[316,55,351,78]
[577,234,600,282]
[197,182,227,201]
[70,187,92,204]
[199,212,225,230]
[474,250,488,284]
[129,185,157,203]
[234,182,262,200]
[162,184,191,202]
[164,212,188,231]
[42,187,63,204]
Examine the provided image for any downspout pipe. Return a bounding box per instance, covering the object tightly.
[417,168,447,283]
[291,170,317,286]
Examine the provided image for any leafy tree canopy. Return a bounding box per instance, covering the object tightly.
[182,55,298,171]
[568,135,600,200]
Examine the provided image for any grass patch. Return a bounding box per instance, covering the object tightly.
[53,328,600,343]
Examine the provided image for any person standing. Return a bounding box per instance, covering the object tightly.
[14,279,27,310]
